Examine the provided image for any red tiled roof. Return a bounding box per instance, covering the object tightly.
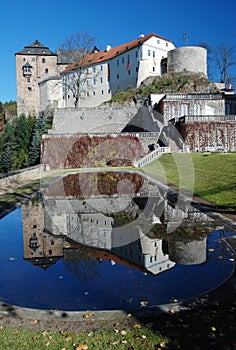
[63,33,173,73]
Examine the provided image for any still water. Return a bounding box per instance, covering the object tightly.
[0,171,234,311]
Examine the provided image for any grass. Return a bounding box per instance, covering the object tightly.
[0,301,235,349]
[0,325,168,350]
[144,152,236,206]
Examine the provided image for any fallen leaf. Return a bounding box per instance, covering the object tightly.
[120,330,127,335]
[31,319,38,324]
[133,323,141,329]
[108,341,119,345]
[13,330,19,335]
[41,330,48,336]
[74,344,88,350]
[83,313,95,319]
[140,300,149,307]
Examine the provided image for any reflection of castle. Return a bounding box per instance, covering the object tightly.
[112,226,175,275]
[22,198,64,269]
[21,175,218,275]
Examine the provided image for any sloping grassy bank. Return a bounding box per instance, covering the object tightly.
[144,152,236,207]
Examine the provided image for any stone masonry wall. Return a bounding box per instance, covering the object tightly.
[41,134,145,170]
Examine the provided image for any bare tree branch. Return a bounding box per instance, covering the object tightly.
[58,32,96,107]
[213,44,236,86]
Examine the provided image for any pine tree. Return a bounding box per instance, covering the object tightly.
[2,146,13,173]
[29,115,46,166]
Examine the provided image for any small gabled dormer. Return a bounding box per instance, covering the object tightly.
[22,61,32,77]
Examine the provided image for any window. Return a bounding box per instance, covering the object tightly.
[27,78,30,83]
[135,51,138,58]
[23,66,32,73]
[157,39,160,44]
[117,59,119,66]
[153,51,155,57]
[117,74,119,79]
[122,57,125,64]
[153,67,155,72]
[93,78,96,85]
[101,90,104,95]
[28,87,32,91]
[45,68,48,73]
[93,67,96,73]
[148,50,151,56]
[100,65,103,71]
[166,42,168,47]
[100,77,103,84]
[42,58,46,63]
[128,70,131,75]
[93,91,96,96]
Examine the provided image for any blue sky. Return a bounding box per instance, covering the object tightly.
[1,0,236,102]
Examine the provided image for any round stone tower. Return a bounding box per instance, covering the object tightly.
[167,46,207,77]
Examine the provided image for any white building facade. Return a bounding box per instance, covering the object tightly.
[60,33,175,108]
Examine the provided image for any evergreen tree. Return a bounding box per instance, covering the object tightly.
[0,122,17,172]
[29,129,41,165]
[2,146,13,173]
[29,115,46,166]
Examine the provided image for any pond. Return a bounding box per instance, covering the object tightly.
[0,171,235,311]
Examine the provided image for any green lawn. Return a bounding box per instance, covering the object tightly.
[144,152,236,206]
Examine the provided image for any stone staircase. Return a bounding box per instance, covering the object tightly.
[133,146,171,167]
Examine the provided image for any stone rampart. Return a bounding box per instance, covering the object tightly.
[50,104,139,134]
[41,133,146,170]
[0,165,41,186]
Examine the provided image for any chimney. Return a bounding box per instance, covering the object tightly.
[106,45,111,52]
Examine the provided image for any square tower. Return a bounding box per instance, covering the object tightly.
[15,40,58,116]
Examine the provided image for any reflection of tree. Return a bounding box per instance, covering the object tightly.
[62,247,101,281]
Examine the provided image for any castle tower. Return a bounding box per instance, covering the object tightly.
[15,40,58,116]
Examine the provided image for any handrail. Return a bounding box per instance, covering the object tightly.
[133,147,171,167]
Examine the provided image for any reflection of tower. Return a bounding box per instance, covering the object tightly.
[21,197,64,269]
[168,238,207,265]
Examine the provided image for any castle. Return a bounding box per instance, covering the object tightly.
[15,33,208,116]
[15,33,236,165]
